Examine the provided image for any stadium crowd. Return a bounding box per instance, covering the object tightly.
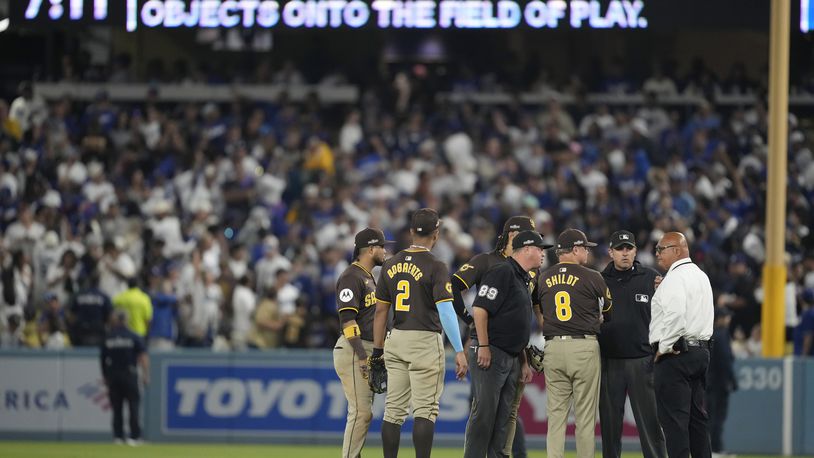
[0,59,813,354]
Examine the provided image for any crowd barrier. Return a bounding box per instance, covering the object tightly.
[0,349,811,455]
[31,82,814,108]
[32,83,359,103]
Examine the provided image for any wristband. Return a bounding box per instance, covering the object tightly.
[342,323,361,339]
[372,348,384,358]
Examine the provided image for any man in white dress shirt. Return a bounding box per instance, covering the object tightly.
[649,232,714,458]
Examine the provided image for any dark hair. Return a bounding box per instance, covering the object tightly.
[493,232,509,254]
[11,250,25,268]
[61,250,77,262]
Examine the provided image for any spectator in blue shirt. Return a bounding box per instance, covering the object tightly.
[148,277,179,352]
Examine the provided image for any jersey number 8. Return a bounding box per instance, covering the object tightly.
[395,280,411,312]
[555,291,572,321]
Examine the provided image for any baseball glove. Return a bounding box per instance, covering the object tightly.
[526,345,545,373]
[367,355,387,394]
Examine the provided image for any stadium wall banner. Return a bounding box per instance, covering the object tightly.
[2,349,813,455]
[0,353,110,433]
[155,353,645,439]
[159,359,471,436]
[13,0,650,31]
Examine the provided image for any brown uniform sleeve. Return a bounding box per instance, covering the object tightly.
[433,260,454,304]
[597,272,613,320]
[336,274,364,315]
[452,253,489,290]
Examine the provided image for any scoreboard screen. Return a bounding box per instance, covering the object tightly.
[8,0,775,32]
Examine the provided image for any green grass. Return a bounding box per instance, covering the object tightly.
[0,441,798,458]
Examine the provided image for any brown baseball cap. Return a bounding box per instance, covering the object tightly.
[411,208,441,234]
[354,228,394,249]
[502,216,535,233]
[556,229,597,249]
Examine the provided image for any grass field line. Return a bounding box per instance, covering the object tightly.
[0,441,797,458]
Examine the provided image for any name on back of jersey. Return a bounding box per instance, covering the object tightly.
[386,262,424,281]
[545,273,580,288]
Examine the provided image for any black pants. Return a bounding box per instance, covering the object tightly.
[108,374,141,440]
[463,344,520,458]
[599,356,667,458]
[653,348,711,458]
[706,387,730,453]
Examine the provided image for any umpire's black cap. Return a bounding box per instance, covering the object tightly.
[557,229,597,249]
[503,216,535,234]
[354,228,393,249]
[411,208,441,234]
[512,231,554,250]
[609,230,636,249]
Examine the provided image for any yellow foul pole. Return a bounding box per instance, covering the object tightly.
[762,0,790,358]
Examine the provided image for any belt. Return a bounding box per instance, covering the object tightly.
[544,335,597,341]
[685,338,711,348]
[651,338,711,353]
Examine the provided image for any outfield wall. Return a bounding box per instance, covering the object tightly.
[0,349,810,455]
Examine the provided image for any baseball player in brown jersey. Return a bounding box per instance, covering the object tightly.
[371,208,468,458]
[451,215,543,457]
[536,229,612,458]
[334,228,392,458]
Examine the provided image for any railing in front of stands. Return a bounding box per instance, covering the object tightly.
[33,82,814,107]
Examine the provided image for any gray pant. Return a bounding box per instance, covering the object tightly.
[599,356,667,458]
[464,344,520,458]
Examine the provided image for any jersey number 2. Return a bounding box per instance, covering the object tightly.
[395,280,411,312]
[555,291,572,321]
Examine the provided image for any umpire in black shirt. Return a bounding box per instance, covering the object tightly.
[598,230,667,458]
[101,310,150,445]
[464,231,551,458]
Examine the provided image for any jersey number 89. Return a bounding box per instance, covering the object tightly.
[555,291,572,321]
[478,285,498,300]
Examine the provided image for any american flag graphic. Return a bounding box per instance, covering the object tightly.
[77,379,110,411]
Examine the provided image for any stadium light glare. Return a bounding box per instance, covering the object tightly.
[0,18,9,33]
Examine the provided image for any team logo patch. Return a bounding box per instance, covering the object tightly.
[635,294,649,303]
[460,263,474,272]
[339,288,354,303]
[445,282,452,294]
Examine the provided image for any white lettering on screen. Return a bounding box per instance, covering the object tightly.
[28,0,646,31]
